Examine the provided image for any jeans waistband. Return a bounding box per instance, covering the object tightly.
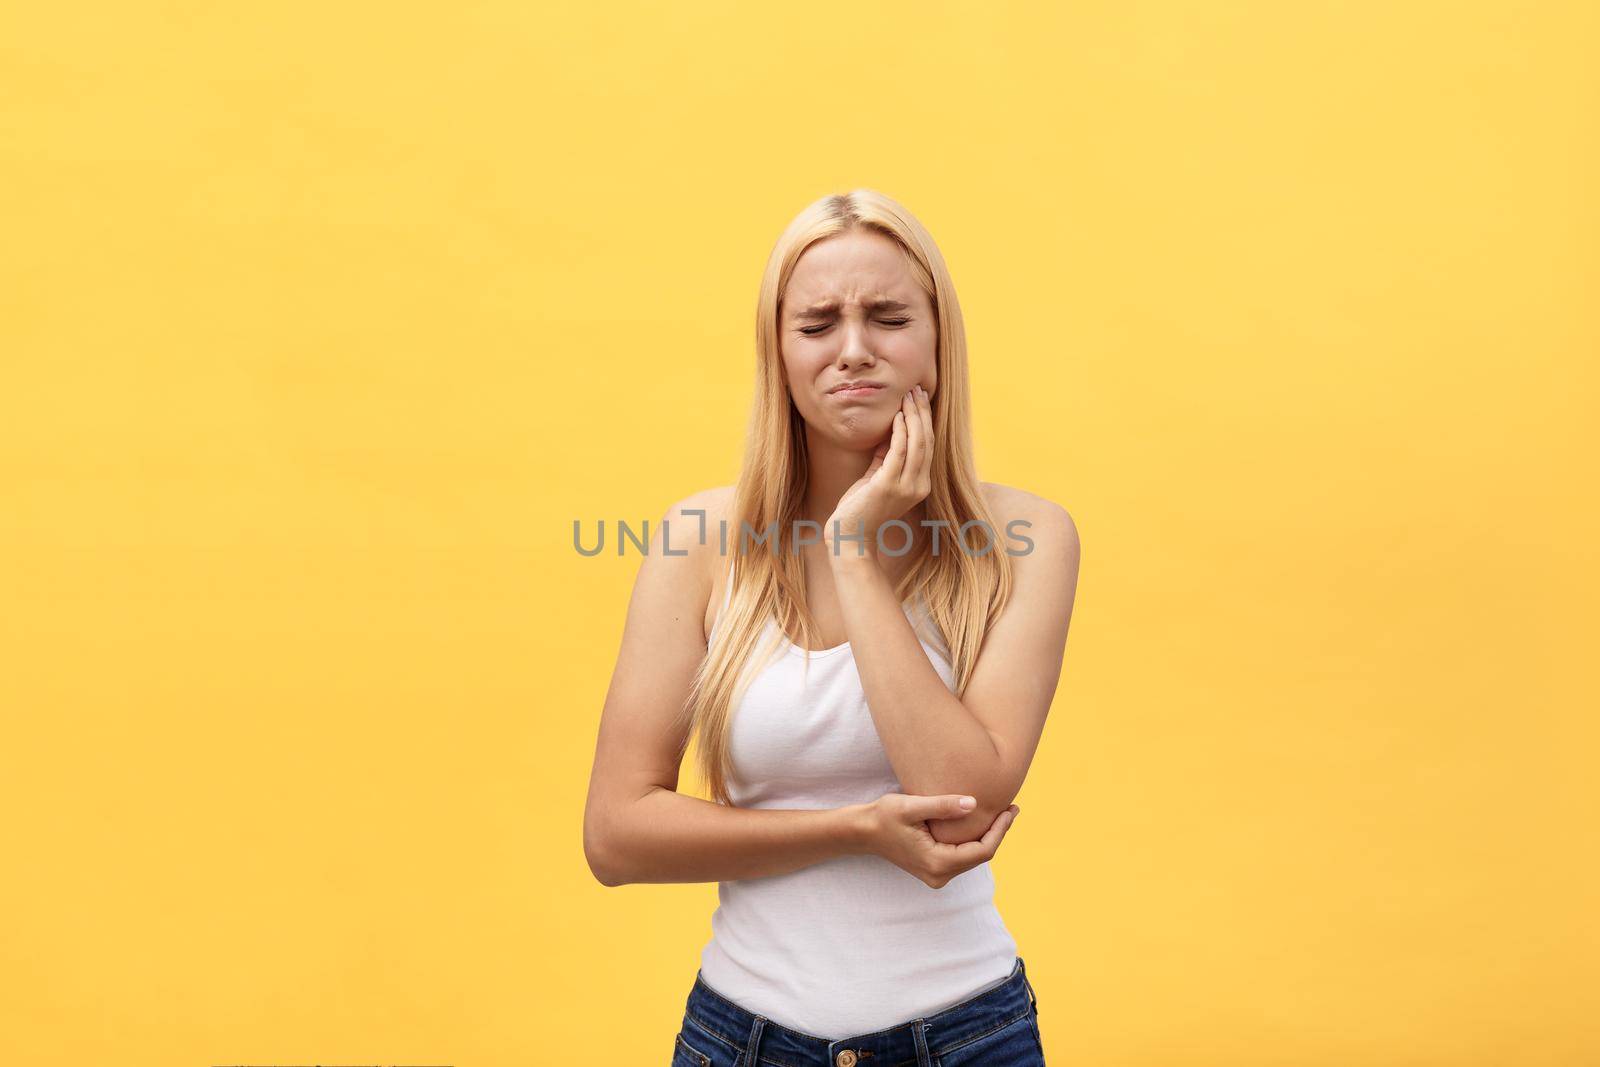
[682,956,1038,1067]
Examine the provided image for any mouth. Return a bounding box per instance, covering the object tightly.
[828,383,888,398]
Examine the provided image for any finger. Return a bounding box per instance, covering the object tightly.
[900,391,922,494]
[987,802,1019,830]
[906,793,979,822]
[943,806,1018,869]
[914,385,935,482]
[864,436,890,477]
[883,409,908,477]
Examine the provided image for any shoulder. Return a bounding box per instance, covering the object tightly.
[657,484,737,578]
[980,482,1078,547]
[657,486,737,642]
[980,482,1080,574]
[663,484,736,526]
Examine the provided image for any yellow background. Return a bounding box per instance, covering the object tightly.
[2,1,1596,1064]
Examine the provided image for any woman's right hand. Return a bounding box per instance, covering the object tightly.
[860,794,1021,888]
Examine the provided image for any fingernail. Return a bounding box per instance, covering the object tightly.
[959,796,976,809]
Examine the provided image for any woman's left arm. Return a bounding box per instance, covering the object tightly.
[832,495,1080,845]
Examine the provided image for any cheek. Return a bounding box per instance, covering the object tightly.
[778,348,806,382]
[885,331,936,374]
[779,354,827,406]
[784,349,831,381]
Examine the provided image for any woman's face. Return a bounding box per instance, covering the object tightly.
[779,228,937,449]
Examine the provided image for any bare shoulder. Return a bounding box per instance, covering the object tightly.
[662,485,736,536]
[655,484,736,574]
[976,483,1081,665]
[655,485,737,641]
[980,482,1080,569]
[670,483,737,514]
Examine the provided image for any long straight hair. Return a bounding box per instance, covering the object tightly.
[681,189,1014,806]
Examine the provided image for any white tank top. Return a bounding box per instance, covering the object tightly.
[696,563,1019,1038]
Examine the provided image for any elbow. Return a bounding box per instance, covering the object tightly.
[592,868,627,889]
[925,791,1016,847]
[923,736,1020,846]
[583,816,629,888]
[925,808,997,846]
[585,785,666,887]
[586,846,624,888]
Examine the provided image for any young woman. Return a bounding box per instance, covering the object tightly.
[583,189,1080,1067]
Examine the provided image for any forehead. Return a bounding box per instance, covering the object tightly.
[783,229,922,312]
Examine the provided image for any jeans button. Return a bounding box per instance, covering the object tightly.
[836,1052,858,1067]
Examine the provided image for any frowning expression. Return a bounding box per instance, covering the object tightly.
[779,227,937,447]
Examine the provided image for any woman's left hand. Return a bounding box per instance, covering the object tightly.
[825,384,934,559]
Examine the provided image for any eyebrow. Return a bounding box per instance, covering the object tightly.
[791,298,912,320]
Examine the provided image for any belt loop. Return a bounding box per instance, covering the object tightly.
[1021,960,1039,1016]
[912,1019,932,1067]
[744,1014,767,1066]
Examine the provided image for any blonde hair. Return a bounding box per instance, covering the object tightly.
[681,189,1014,806]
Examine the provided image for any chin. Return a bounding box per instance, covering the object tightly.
[828,416,894,451]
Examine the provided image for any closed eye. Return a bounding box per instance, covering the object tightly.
[799,318,911,336]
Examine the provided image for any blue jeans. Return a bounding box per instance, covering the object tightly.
[672,956,1045,1066]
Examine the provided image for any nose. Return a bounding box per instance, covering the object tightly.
[834,319,876,368]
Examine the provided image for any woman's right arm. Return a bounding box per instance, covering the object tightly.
[591,785,878,886]
[581,490,1018,888]
[580,490,852,885]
